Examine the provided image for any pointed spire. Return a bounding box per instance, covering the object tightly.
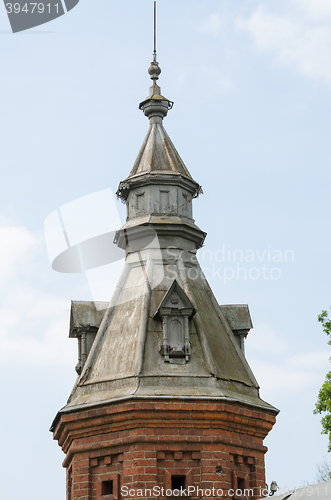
[116,0,203,241]
[139,1,173,118]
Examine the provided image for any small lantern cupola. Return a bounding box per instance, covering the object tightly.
[115,38,205,252]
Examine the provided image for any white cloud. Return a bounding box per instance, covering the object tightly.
[290,351,330,370]
[246,323,330,398]
[0,224,76,368]
[247,322,289,357]
[251,350,329,395]
[0,226,39,283]
[292,0,331,20]
[236,3,331,85]
[0,299,73,367]
[199,13,223,34]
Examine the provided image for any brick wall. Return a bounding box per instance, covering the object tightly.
[53,400,276,500]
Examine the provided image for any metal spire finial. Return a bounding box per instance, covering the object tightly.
[153,0,157,62]
[140,1,173,115]
[148,1,161,84]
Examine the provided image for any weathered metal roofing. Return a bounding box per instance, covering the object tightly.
[118,59,196,188]
[55,57,278,420]
[220,304,253,331]
[269,481,331,500]
[63,246,277,413]
[128,117,194,180]
[69,301,108,338]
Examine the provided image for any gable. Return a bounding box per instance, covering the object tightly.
[154,280,195,317]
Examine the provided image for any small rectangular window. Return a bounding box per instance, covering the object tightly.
[101,480,113,496]
[136,193,145,210]
[237,478,245,492]
[235,477,248,499]
[160,191,170,213]
[171,475,186,491]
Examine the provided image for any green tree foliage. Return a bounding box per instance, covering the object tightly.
[314,310,331,452]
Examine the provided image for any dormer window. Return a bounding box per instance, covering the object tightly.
[154,280,195,364]
[219,305,253,356]
[69,301,108,375]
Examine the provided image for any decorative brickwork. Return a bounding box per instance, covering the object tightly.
[53,399,276,500]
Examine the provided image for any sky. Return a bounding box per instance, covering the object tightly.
[1,0,331,497]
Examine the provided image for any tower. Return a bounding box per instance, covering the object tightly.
[51,30,278,500]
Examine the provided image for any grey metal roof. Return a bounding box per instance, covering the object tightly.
[63,250,276,412]
[117,62,198,198]
[220,304,253,331]
[270,481,331,500]
[55,59,278,419]
[128,118,194,180]
[69,301,108,338]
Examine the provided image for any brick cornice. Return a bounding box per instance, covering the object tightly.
[62,432,269,469]
[53,399,276,468]
[55,401,275,447]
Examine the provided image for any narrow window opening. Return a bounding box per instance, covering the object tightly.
[102,480,114,496]
[160,191,170,213]
[136,193,145,211]
[237,478,245,491]
[182,194,188,213]
[236,477,246,498]
[68,468,73,500]
[171,475,186,491]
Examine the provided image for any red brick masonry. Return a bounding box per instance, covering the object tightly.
[53,399,276,500]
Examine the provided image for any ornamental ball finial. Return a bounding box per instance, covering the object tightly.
[148,60,161,83]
